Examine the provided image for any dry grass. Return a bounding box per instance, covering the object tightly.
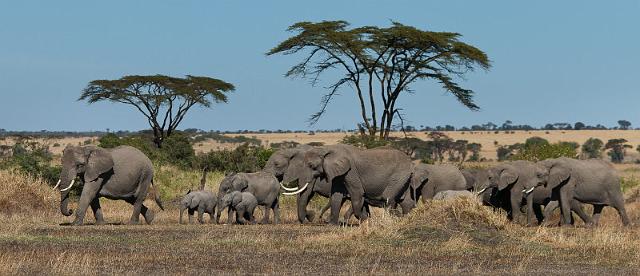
[1,168,640,274]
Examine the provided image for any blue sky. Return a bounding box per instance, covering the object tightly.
[0,1,638,131]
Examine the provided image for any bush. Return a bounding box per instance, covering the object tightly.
[98,132,195,168]
[510,141,577,161]
[0,141,61,185]
[341,134,389,149]
[194,143,274,173]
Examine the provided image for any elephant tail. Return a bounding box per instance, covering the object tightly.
[152,180,165,211]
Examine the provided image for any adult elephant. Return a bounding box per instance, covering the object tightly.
[56,145,164,226]
[300,144,413,221]
[539,157,630,226]
[462,168,501,208]
[264,145,348,224]
[485,161,547,225]
[216,171,280,224]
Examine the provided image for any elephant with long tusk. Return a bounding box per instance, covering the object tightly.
[57,145,164,226]
[264,145,350,224]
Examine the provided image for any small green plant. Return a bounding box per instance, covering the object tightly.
[341,134,389,149]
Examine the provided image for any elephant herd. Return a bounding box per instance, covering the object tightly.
[54,144,631,227]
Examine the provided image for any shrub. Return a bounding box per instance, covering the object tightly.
[98,132,195,168]
[606,138,632,163]
[194,143,274,173]
[582,138,604,159]
[510,141,577,161]
[0,141,61,184]
[341,134,389,149]
[271,141,300,149]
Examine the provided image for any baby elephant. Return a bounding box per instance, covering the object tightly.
[220,191,258,225]
[180,190,216,224]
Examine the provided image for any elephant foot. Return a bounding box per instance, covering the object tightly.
[71,219,84,226]
[305,210,316,223]
[95,220,106,226]
[128,219,141,225]
[144,210,155,224]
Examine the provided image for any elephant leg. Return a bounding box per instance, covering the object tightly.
[399,197,415,215]
[610,192,631,226]
[591,204,605,226]
[247,207,257,224]
[510,191,524,224]
[141,204,155,224]
[541,201,559,227]
[318,201,331,222]
[129,185,150,225]
[570,200,591,225]
[532,204,544,225]
[179,207,185,224]
[260,205,270,224]
[272,200,280,224]
[188,209,195,224]
[558,187,574,226]
[73,179,102,226]
[90,198,105,225]
[327,192,345,225]
[197,205,205,224]
[236,207,248,224]
[296,189,316,224]
[227,207,234,224]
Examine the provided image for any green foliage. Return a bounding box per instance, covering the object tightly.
[191,133,261,145]
[268,20,490,139]
[341,135,389,149]
[98,133,195,168]
[194,143,274,173]
[466,143,482,162]
[510,140,578,161]
[270,141,300,149]
[0,141,60,184]
[605,138,632,163]
[620,176,640,193]
[581,138,604,159]
[79,75,235,148]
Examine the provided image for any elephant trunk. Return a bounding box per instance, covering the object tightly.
[215,196,224,224]
[58,168,76,217]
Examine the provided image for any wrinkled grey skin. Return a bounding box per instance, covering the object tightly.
[216,171,280,224]
[485,161,546,225]
[219,191,258,224]
[264,145,349,224]
[433,190,478,201]
[539,157,630,226]
[410,164,468,203]
[300,145,412,221]
[180,190,216,224]
[528,185,592,226]
[58,145,164,226]
[463,168,499,207]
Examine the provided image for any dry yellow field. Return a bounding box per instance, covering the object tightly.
[3,130,640,161]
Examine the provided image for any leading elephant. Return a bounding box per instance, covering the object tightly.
[264,145,349,224]
[56,145,164,225]
[539,157,630,226]
[300,144,413,221]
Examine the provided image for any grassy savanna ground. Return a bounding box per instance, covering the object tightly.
[4,130,640,160]
[1,164,640,274]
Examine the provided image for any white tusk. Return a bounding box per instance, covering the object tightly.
[282,182,309,196]
[279,182,299,192]
[522,187,535,194]
[60,179,75,192]
[53,179,61,189]
[476,187,487,195]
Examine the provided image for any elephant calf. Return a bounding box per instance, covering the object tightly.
[220,191,258,225]
[180,190,216,224]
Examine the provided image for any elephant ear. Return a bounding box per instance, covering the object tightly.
[84,146,114,182]
[498,169,518,191]
[411,165,429,190]
[322,150,350,183]
[232,175,249,191]
[231,192,243,207]
[548,164,570,189]
[189,195,200,209]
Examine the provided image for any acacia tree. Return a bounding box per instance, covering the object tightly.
[268,21,490,140]
[79,75,234,148]
[605,138,632,163]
